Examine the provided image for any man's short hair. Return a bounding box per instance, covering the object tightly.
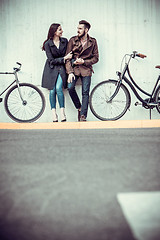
[79,20,91,30]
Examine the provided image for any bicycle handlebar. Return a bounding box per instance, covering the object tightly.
[136,53,147,58]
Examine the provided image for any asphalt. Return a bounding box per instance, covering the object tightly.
[0,127,160,240]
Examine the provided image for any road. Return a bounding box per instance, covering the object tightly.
[0,128,160,240]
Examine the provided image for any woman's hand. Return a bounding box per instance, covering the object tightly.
[64,51,73,61]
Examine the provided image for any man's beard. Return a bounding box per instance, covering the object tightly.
[78,30,85,39]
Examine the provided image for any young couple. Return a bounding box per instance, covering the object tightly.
[42,20,99,122]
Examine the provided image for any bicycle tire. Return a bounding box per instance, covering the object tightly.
[89,80,131,121]
[154,85,160,114]
[4,83,45,123]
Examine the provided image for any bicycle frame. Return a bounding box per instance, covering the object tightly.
[109,54,160,106]
[121,67,160,105]
[0,72,17,97]
[0,64,24,102]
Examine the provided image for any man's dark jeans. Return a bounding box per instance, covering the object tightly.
[68,75,91,118]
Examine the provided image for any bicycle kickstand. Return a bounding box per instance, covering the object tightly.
[149,109,152,120]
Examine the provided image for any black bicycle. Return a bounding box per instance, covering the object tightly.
[0,62,45,123]
[89,51,160,121]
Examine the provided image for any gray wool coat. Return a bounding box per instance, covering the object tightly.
[42,38,68,90]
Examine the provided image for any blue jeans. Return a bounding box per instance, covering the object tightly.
[49,74,64,109]
[68,75,91,117]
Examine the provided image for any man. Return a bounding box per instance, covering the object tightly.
[65,20,99,121]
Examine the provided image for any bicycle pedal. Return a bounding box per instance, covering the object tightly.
[135,102,141,106]
[0,98,3,102]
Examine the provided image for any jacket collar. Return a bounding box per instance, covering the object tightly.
[75,34,92,42]
[48,37,65,47]
[74,35,93,55]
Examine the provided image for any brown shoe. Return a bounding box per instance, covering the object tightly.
[80,115,86,121]
[78,110,81,121]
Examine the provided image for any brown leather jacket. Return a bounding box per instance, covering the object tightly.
[65,35,99,76]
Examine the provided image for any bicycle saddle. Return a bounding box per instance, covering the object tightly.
[155,65,160,69]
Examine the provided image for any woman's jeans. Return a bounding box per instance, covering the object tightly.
[49,74,64,109]
[68,75,91,117]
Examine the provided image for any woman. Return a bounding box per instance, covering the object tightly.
[42,23,72,122]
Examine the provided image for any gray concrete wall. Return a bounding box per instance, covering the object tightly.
[0,0,160,122]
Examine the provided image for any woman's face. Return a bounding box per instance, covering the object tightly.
[55,25,63,37]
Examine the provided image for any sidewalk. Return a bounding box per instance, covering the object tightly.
[0,119,160,129]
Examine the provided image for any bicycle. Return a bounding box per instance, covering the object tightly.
[89,51,160,121]
[0,62,45,123]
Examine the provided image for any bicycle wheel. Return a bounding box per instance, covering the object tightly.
[4,83,45,123]
[155,85,160,113]
[89,80,131,121]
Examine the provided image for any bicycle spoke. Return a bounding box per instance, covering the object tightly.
[90,80,130,120]
[155,87,160,114]
[5,83,45,122]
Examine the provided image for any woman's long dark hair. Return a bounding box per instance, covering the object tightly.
[42,23,60,51]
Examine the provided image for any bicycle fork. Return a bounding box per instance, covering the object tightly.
[107,80,122,103]
[15,73,27,105]
[107,62,129,103]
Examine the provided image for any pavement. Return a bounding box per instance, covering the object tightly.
[0,119,160,129]
[0,120,160,240]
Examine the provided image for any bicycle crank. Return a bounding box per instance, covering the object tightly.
[135,102,142,106]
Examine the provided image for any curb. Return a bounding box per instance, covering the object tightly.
[0,119,160,130]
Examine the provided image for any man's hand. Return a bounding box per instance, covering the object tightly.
[74,58,84,65]
[68,73,75,83]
